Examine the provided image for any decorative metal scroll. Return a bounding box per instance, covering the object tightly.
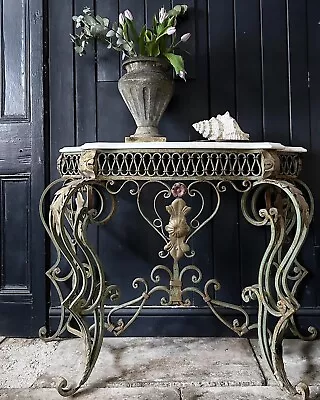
[39,168,315,399]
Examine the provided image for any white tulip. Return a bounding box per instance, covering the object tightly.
[159,7,168,23]
[124,9,133,21]
[119,12,125,25]
[166,27,176,35]
[178,70,186,80]
[181,33,191,42]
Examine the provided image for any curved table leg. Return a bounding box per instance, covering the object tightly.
[39,178,119,396]
[241,179,316,399]
[288,180,317,342]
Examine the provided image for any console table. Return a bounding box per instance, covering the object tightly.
[39,141,317,399]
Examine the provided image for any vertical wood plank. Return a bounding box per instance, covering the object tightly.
[97,82,135,141]
[208,0,241,305]
[234,0,266,300]
[160,0,209,141]
[307,0,320,308]
[145,0,170,27]
[48,0,76,309]
[49,0,75,178]
[209,0,236,117]
[172,0,196,78]
[286,0,316,308]
[96,0,120,82]
[119,0,145,28]
[74,0,97,145]
[260,0,290,143]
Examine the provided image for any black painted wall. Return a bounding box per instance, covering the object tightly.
[1,0,320,337]
[46,0,320,337]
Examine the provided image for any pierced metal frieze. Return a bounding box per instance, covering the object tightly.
[57,153,81,176]
[97,150,263,180]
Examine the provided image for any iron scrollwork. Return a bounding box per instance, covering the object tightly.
[40,147,316,399]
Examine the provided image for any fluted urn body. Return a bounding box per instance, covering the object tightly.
[118,57,174,141]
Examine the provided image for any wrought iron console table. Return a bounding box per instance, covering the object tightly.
[39,141,316,398]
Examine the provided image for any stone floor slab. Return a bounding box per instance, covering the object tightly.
[0,387,180,400]
[0,338,5,346]
[32,337,264,390]
[0,339,59,389]
[250,339,320,387]
[181,386,320,400]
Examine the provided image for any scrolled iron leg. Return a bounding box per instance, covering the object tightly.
[40,178,119,396]
[241,179,315,399]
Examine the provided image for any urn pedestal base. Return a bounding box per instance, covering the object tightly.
[125,135,166,143]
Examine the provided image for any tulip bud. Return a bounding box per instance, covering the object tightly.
[166,27,176,35]
[124,9,133,21]
[159,7,168,23]
[181,33,191,42]
[119,12,125,25]
[178,70,186,81]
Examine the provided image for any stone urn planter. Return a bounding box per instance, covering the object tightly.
[118,57,174,142]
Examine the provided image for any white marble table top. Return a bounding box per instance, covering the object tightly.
[60,141,307,153]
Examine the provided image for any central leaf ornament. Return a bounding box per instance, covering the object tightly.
[164,198,191,262]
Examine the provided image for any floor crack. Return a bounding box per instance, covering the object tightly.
[248,338,268,386]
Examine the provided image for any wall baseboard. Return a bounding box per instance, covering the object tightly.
[48,306,319,337]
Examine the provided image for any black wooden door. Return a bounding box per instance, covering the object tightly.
[0,0,45,336]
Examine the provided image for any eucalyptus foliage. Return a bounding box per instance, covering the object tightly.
[71,5,190,80]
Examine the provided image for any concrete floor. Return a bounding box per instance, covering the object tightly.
[0,337,319,399]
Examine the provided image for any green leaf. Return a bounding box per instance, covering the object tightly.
[138,25,147,55]
[95,15,104,25]
[127,20,139,45]
[153,15,158,30]
[163,52,185,75]
[145,29,153,42]
[123,22,129,41]
[75,46,84,55]
[83,14,98,26]
[152,42,160,57]
[174,4,188,14]
[180,5,188,14]
[91,24,106,37]
[106,30,115,37]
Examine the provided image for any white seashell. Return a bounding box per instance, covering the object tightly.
[192,111,250,141]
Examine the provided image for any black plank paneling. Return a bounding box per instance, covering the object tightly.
[208,0,241,305]
[234,0,266,298]
[286,0,316,308]
[307,0,320,308]
[45,0,320,336]
[49,0,75,175]
[96,0,120,82]
[74,0,97,145]
[260,0,290,143]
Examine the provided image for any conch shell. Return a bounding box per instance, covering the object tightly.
[192,112,250,141]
